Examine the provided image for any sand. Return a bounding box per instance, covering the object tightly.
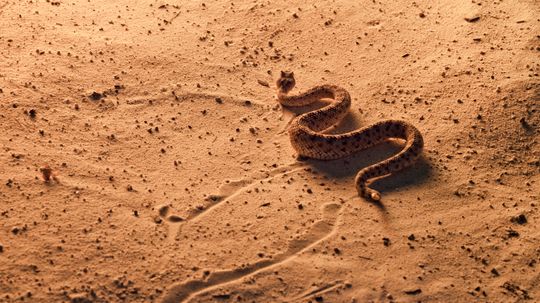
[0,0,539,302]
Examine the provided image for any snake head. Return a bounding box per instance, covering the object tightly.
[276,71,296,93]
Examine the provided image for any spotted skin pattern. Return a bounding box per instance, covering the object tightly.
[276,71,424,201]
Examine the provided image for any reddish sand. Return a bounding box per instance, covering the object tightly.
[0,1,538,302]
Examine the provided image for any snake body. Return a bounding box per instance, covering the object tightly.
[276,71,424,201]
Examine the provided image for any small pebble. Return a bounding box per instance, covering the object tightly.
[28,109,37,118]
[257,79,269,87]
[89,91,103,100]
[404,289,422,295]
[511,214,527,225]
[158,205,170,217]
[464,15,480,23]
[167,215,184,223]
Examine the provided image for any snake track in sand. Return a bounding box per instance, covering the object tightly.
[276,71,424,201]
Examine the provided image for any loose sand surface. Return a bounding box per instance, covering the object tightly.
[0,1,539,302]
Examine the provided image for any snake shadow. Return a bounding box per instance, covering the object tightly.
[285,104,434,200]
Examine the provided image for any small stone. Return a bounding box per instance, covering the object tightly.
[28,109,37,118]
[167,215,184,223]
[89,91,103,101]
[506,229,520,238]
[491,268,500,276]
[257,79,269,87]
[383,237,391,246]
[0,244,3,253]
[157,205,169,217]
[511,214,527,225]
[68,292,92,303]
[408,234,416,241]
[404,289,422,295]
[464,15,480,23]
[207,195,223,202]
[215,97,223,104]
[520,118,532,130]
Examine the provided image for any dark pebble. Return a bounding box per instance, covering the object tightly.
[404,289,422,295]
[520,118,532,130]
[464,16,480,23]
[28,109,37,118]
[511,214,527,225]
[89,92,103,101]
[507,229,520,238]
[167,215,184,223]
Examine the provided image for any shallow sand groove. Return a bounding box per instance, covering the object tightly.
[160,203,342,303]
[159,161,308,245]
